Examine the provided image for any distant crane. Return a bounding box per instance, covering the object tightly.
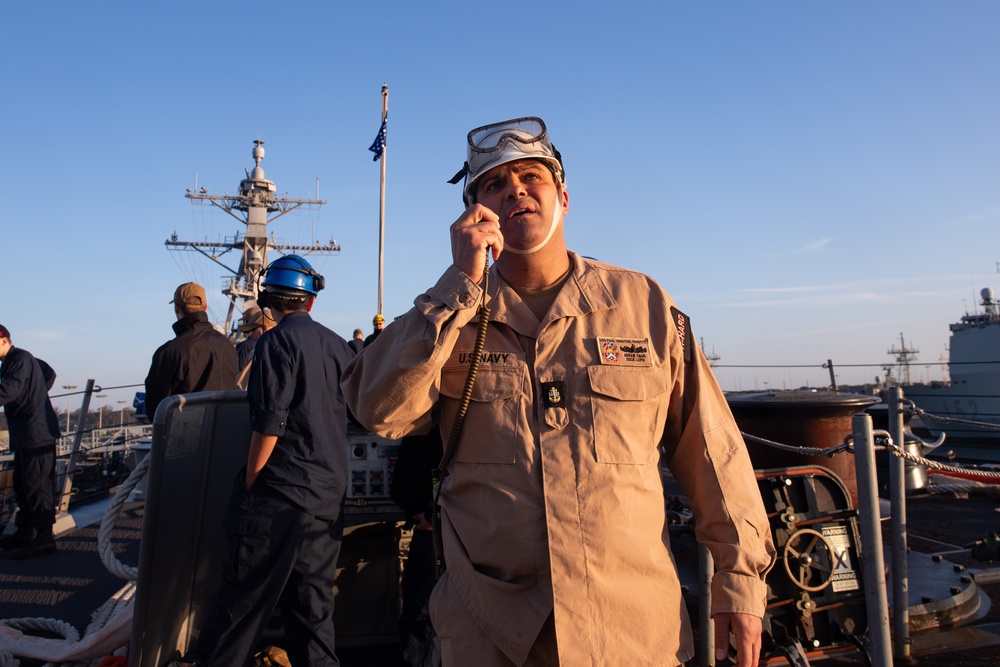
[168,140,340,334]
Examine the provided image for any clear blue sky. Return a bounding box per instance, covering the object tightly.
[4,2,1000,411]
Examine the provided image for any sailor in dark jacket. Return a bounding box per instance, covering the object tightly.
[0,324,63,559]
[391,431,444,667]
[234,305,275,389]
[144,282,238,420]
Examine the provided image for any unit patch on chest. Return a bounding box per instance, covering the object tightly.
[596,337,652,366]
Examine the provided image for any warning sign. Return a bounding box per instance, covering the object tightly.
[823,525,859,592]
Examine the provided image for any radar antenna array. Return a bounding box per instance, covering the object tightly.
[168,140,340,333]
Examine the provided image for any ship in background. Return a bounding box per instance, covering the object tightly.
[902,287,1000,462]
[169,138,340,333]
[2,139,345,528]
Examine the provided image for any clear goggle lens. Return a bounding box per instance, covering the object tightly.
[467,117,549,153]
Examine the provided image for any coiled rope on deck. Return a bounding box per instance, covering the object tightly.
[0,452,147,666]
[97,455,148,581]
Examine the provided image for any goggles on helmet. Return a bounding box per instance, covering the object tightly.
[468,117,549,154]
[448,116,564,205]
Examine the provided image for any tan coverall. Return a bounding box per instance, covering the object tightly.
[341,253,776,666]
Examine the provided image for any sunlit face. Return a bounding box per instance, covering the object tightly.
[474,160,568,253]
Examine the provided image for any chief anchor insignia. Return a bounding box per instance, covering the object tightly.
[541,381,565,408]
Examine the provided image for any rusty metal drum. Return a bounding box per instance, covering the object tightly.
[726,391,879,509]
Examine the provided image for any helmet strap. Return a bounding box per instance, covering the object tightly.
[447,162,469,185]
[505,190,564,256]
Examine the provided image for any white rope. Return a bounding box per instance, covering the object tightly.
[0,617,79,667]
[0,452,149,665]
[98,455,148,581]
[83,583,136,638]
[1,619,80,643]
[877,438,1000,480]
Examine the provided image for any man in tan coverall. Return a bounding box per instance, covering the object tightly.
[341,117,775,666]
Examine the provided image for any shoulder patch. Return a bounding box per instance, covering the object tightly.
[670,306,692,364]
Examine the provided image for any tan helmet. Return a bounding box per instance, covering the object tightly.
[448,116,564,206]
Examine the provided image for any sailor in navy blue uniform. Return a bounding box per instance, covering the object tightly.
[195,255,352,667]
[0,324,62,559]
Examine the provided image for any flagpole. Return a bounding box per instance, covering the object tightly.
[377,84,388,318]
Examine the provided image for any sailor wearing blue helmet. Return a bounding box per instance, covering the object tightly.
[196,254,352,667]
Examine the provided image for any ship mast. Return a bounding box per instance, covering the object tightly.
[167,140,340,333]
[886,332,919,385]
[700,337,721,367]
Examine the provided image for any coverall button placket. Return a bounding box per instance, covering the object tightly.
[535,326,592,664]
[534,328,570,432]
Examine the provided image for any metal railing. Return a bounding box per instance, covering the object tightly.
[0,380,150,527]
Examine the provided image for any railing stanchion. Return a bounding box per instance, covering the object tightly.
[58,379,95,512]
[853,413,893,666]
[889,387,911,660]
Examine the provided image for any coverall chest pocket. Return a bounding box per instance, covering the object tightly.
[587,365,667,465]
[440,365,524,464]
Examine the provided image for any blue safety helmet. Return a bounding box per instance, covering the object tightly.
[260,254,325,296]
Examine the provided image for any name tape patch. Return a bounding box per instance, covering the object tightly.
[670,307,692,364]
[596,337,652,366]
[454,351,519,366]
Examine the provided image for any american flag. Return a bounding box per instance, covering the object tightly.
[369,117,387,161]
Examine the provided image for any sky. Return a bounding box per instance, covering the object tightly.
[4,2,1000,414]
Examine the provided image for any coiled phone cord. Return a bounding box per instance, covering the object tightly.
[432,255,491,577]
